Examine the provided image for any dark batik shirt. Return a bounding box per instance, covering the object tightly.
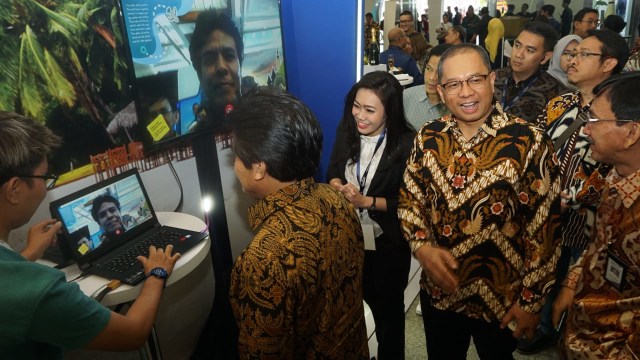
[494,67,568,124]
[230,178,369,359]
[398,103,562,321]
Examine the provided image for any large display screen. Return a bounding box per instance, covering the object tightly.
[117,0,286,149]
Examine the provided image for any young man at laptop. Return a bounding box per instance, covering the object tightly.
[0,111,181,358]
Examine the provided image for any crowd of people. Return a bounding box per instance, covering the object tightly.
[2,5,640,360]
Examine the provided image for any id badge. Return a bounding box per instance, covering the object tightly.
[362,224,376,251]
[605,251,628,290]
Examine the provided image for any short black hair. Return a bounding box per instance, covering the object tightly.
[400,10,413,19]
[480,7,489,15]
[189,10,244,76]
[573,8,598,22]
[365,12,373,18]
[593,72,640,122]
[438,44,491,81]
[91,194,121,222]
[541,4,555,16]
[230,87,322,182]
[586,29,630,74]
[451,25,467,43]
[521,21,559,52]
[428,43,454,60]
[603,15,627,33]
[507,4,515,11]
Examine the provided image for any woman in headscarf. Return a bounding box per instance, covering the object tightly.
[484,18,505,69]
[547,34,582,90]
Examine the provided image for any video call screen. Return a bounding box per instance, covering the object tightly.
[117,0,287,148]
[54,174,154,256]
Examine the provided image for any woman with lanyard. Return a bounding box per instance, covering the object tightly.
[327,71,415,359]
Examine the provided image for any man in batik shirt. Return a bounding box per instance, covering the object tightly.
[228,87,369,359]
[524,30,630,352]
[398,44,562,358]
[552,72,640,360]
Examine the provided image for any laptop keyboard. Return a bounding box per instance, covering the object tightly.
[99,229,181,274]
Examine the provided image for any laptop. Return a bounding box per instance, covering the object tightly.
[49,168,207,285]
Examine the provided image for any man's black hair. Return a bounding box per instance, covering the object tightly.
[521,21,559,52]
[189,9,244,76]
[586,29,631,74]
[593,72,640,122]
[91,194,121,222]
[229,87,322,182]
[573,8,598,22]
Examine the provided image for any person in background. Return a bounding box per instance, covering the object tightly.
[228,87,369,358]
[517,3,531,18]
[436,13,454,44]
[572,8,599,39]
[0,111,180,358]
[403,43,453,130]
[494,22,568,123]
[505,4,516,16]
[477,7,493,48]
[399,10,417,35]
[461,5,480,43]
[445,25,466,45]
[398,44,562,359]
[420,13,429,42]
[446,6,453,23]
[546,35,582,90]
[552,71,640,360]
[453,6,462,25]
[520,29,630,354]
[485,18,505,69]
[328,71,414,359]
[560,0,573,36]
[407,32,432,73]
[623,24,640,71]
[365,12,380,54]
[540,4,562,35]
[603,14,627,34]
[380,28,423,86]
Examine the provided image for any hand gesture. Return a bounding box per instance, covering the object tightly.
[415,244,459,294]
[21,219,62,261]
[500,303,540,340]
[137,245,181,277]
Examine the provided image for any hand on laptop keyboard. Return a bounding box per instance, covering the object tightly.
[137,244,181,277]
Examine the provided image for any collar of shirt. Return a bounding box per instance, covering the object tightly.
[247,177,316,230]
[440,101,510,138]
[510,68,543,88]
[606,167,640,208]
[0,239,12,251]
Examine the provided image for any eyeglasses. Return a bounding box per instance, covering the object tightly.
[566,51,605,61]
[399,20,413,24]
[561,50,574,57]
[18,174,58,189]
[579,19,601,26]
[578,112,637,125]
[440,74,490,95]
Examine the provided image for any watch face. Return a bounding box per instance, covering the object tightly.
[150,267,168,278]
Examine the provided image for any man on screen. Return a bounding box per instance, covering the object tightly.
[189,9,243,131]
[91,194,126,243]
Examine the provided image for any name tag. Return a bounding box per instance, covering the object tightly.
[605,251,627,290]
[362,224,376,251]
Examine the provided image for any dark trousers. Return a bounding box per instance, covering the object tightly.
[363,236,411,360]
[420,290,517,360]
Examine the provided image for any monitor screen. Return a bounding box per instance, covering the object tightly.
[116,0,287,150]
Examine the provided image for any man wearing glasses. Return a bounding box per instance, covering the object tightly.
[572,8,599,39]
[398,44,562,358]
[0,111,181,358]
[398,10,417,35]
[524,29,630,354]
[552,71,640,359]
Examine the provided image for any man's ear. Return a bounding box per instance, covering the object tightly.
[624,122,640,150]
[540,51,553,66]
[602,57,619,74]
[2,177,22,205]
[252,162,267,181]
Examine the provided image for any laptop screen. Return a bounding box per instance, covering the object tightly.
[50,169,157,264]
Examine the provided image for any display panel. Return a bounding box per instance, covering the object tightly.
[117,0,286,149]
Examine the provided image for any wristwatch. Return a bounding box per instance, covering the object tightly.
[369,196,377,211]
[147,267,168,285]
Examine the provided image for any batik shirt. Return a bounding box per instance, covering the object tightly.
[494,67,568,124]
[563,168,640,360]
[229,178,369,359]
[541,91,607,249]
[398,102,562,321]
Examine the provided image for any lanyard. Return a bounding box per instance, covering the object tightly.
[356,128,387,195]
[501,75,538,111]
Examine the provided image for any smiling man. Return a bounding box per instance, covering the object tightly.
[91,194,125,246]
[552,71,640,359]
[523,29,630,354]
[494,22,568,124]
[398,44,562,359]
[188,9,243,132]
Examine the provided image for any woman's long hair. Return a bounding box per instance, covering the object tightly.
[339,71,413,163]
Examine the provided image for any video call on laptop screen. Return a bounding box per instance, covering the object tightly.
[54,174,154,258]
